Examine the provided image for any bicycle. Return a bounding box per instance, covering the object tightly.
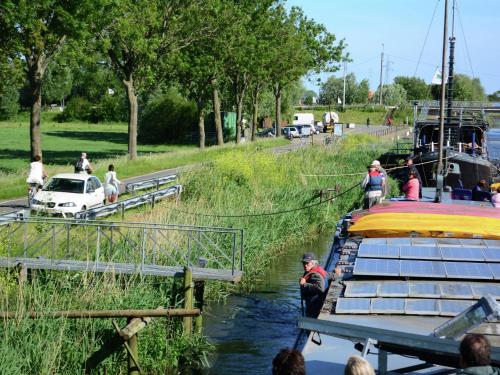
[27,183,40,208]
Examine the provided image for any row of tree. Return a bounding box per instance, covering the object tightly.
[0,0,345,160]
[318,73,489,107]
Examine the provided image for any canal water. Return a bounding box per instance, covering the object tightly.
[203,233,334,374]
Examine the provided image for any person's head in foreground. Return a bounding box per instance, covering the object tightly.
[459,333,491,368]
[272,348,306,375]
[344,355,375,375]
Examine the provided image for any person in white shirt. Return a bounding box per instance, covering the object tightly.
[104,164,121,203]
[26,155,47,188]
[75,152,93,174]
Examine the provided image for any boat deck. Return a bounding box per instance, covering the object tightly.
[300,190,500,374]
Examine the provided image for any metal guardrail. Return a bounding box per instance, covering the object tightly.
[75,185,182,220]
[125,174,177,195]
[0,217,244,277]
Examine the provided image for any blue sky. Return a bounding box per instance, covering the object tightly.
[286,0,500,95]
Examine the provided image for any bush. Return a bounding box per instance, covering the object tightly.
[0,84,20,120]
[56,96,93,122]
[92,93,128,123]
[139,89,197,144]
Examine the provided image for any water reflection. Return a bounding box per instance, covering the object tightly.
[204,234,333,374]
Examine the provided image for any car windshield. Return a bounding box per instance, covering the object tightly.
[43,178,85,193]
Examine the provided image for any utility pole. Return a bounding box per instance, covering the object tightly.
[342,58,347,111]
[379,43,384,106]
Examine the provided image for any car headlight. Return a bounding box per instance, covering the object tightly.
[59,202,77,207]
[32,199,43,205]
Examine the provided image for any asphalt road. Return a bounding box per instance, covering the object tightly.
[0,124,402,215]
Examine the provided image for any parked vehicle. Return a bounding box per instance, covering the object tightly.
[256,128,275,138]
[296,124,315,136]
[322,112,340,132]
[292,113,315,127]
[31,173,105,218]
[282,126,300,138]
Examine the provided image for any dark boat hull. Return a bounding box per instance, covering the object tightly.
[413,151,494,189]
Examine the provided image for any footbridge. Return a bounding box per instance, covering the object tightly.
[0,217,243,283]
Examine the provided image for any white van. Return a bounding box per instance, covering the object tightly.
[292,113,315,126]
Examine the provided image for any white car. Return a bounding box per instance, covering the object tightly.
[31,173,105,218]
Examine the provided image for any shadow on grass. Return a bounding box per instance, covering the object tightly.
[0,148,126,167]
[45,130,128,144]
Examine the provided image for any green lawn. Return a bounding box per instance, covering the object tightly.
[0,112,193,174]
[0,112,288,200]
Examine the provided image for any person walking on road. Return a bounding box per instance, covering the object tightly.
[74,152,93,174]
[104,164,121,203]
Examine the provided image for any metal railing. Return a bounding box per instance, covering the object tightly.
[75,185,182,220]
[125,174,177,195]
[0,217,244,277]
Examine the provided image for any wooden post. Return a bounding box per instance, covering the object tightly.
[127,318,140,375]
[194,280,205,335]
[183,267,193,334]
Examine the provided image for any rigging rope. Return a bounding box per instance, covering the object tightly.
[414,0,441,77]
[455,2,475,78]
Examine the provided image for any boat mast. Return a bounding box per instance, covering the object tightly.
[435,0,448,203]
[446,0,456,125]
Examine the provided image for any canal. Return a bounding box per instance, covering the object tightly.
[204,233,334,374]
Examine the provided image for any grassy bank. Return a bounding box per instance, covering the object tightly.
[0,111,287,200]
[0,134,398,373]
[128,133,398,290]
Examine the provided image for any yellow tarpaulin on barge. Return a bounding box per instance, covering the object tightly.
[348,212,500,239]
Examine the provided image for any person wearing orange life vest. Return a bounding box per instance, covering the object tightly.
[299,252,328,318]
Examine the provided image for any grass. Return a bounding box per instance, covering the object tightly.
[0,112,288,200]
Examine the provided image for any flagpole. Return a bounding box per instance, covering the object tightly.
[435,0,448,203]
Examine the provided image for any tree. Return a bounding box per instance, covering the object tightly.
[374,84,407,106]
[102,0,209,159]
[394,76,431,101]
[0,0,101,159]
[488,90,500,102]
[453,74,486,101]
[353,79,370,104]
[42,56,73,106]
[268,6,344,135]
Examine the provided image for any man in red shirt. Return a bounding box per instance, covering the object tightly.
[299,253,328,317]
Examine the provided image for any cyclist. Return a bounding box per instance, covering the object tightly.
[26,155,47,205]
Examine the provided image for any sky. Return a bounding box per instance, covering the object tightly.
[286,0,500,95]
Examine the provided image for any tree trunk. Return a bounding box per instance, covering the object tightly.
[251,84,260,142]
[210,77,224,146]
[274,83,282,135]
[197,100,205,149]
[123,77,138,160]
[27,57,45,160]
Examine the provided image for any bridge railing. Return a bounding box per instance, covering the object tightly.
[125,174,177,195]
[0,218,244,276]
[75,185,182,220]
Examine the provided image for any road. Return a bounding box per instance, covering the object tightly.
[0,124,403,215]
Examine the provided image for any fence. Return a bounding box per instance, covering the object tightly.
[0,217,244,280]
[75,184,182,220]
[125,174,177,195]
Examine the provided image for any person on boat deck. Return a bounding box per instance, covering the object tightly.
[344,355,375,375]
[472,180,491,202]
[362,163,385,209]
[272,348,306,375]
[458,334,500,375]
[492,187,500,208]
[402,170,420,201]
[405,156,423,198]
[371,160,390,199]
[299,252,328,318]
